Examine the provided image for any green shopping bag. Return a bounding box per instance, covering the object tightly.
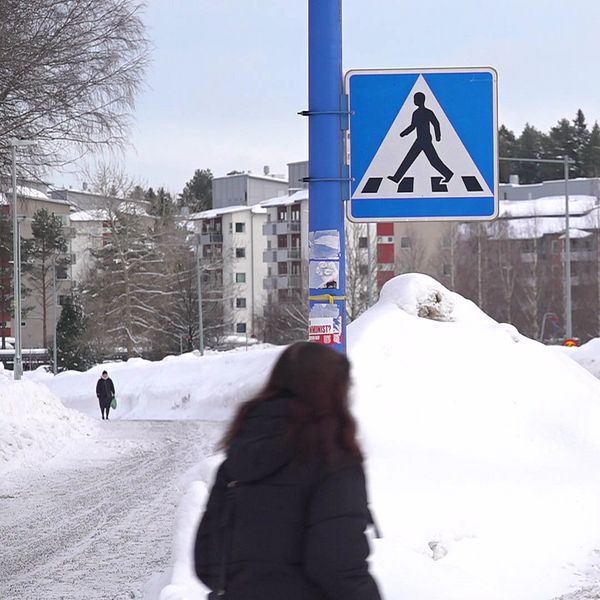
[111,394,117,410]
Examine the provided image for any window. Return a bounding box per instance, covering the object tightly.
[400,236,411,249]
[521,240,534,252]
[236,322,247,334]
[236,298,247,308]
[277,207,287,222]
[235,272,246,283]
[552,240,561,253]
[443,263,452,276]
[277,235,287,249]
[58,295,70,306]
[235,222,245,233]
[291,207,300,222]
[267,240,272,249]
[236,247,246,258]
[359,264,369,276]
[55,264,69,280]
[278,262,288,275]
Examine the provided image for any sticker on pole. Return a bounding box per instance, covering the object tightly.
[346,67,498,222]
[309,303,342,345]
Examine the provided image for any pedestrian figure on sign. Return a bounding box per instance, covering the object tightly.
[194,342,382,600]
[96,370,115,420]
[388,91,454,184]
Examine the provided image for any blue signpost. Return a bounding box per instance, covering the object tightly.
[346,68,498,222]
[306,11,497,351]
[307,0,346,352]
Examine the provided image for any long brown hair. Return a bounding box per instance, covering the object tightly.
[222,342,362,462]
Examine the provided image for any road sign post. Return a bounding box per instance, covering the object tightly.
[307,0,346,352]
[346,68,498,222]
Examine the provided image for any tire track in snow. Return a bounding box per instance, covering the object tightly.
[0,420,222,600]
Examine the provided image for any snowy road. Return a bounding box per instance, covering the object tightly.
[0,420,223,600]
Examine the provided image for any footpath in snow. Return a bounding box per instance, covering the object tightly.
[0,420,222,600]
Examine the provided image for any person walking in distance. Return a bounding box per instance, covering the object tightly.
[96,370,115,420]
[195,342,382,600]
[388,91,454,184]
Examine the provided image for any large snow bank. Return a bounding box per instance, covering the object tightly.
[555,337,600,380]
[0,365,94,475]
[153,274,600,600]
[350,274,600,600]
[27,345,283,421]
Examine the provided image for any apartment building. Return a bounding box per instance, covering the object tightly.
[191,204,267,338]
[0,184,72,349]
[261,190,309,304]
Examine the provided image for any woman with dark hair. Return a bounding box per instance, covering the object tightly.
[194,341,381,600]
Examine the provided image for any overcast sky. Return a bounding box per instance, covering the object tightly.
[69,0,600,194]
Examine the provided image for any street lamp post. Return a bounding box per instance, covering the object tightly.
[9,138,36,380]
[499,156,575,339]
[52,257,58,375]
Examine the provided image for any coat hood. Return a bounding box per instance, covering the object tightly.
[226,396,293,483]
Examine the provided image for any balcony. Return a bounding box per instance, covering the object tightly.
[262,221,301,236]
[200,232,223,245]
[263,275,302,290]
[262,247,302,262]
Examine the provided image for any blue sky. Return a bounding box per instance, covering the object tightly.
[82,0,600,194]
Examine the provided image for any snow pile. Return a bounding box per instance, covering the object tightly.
[155,273,600,600]
[555,338,600,380]
[350,274,600,600]
[0,370,94,475]
[27,345,282,421]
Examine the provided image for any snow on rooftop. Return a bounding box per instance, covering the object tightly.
[217,172,288,184]
[189,204,266,220]
[486,203,600,239]
[261,188,308,208]
[559,228,593,239]
[500,195,597,219]
[69,209,108,222]
[7,186,51,201]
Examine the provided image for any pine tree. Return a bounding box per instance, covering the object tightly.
[516,124,547,183]
[29,208,67,347]
[583,122,600,177]
[148,187,175,219]
[549,118,578,170]
[572,109,590,178]
[498,125,518,183]
[179,169,213,213]
[55,293,94,371]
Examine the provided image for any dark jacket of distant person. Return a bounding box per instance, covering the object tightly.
[96,374,115,408]
[194,341,382,600]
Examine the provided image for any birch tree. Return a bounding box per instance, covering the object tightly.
[0,0,149,176]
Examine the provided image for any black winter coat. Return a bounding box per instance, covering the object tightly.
[96,377,115,407]
[194,396,382,600]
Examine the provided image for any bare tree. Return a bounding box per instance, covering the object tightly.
[0,0,150,176]
[513,211,542,340]
[345,221,376,322]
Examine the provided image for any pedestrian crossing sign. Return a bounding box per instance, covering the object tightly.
[345,67,498,222]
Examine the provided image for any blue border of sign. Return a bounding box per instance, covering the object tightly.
[345,67,498,223]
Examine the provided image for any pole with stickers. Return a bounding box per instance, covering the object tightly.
[306,0,346,352]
